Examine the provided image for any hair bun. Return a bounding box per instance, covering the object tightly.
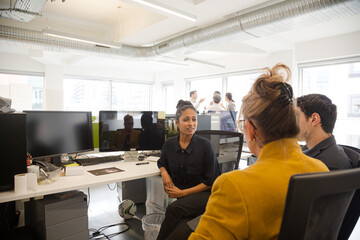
[176,100,193,109]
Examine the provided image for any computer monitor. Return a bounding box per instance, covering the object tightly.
[220,111,237,132]
[99,111,165,152]
[24,111,94,160]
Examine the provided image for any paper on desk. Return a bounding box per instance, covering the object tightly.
[146,156,160,162]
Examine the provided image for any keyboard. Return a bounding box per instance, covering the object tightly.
[143,150,162,157]
[75,155,124,166]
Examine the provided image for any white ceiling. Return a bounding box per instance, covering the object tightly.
[0,0,360,71]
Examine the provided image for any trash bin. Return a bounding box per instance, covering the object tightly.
[142,213,165,240]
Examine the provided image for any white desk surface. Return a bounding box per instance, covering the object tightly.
[0,161,160,204]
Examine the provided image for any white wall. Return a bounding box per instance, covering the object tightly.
[296,32,360,63]
[0,52,45,73]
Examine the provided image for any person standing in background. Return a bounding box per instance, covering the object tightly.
[225,92,236,111]
[189,90,205,110]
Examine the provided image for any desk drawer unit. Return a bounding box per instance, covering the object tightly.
[25,191,88,240]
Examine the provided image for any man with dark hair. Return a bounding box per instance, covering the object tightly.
[205,91,226,112]
[189,90,205,110]
[296,93,352,170]
[205,94,223,113]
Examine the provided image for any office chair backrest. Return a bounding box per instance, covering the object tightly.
[195,130,243,172]
[339,145,360,168]
[337,145,360,240]
[278,168,360,240]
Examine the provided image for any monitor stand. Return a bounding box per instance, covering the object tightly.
[124,149,138,162]
[51,156,62,166]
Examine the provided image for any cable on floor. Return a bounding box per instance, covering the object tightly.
[89,222,130,239]
[107,183,117,191]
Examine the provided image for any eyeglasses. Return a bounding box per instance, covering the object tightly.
[237,119,257,131]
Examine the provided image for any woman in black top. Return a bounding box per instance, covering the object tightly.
[157,100,221,240]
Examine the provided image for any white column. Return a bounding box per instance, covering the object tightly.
[44,65,64,110]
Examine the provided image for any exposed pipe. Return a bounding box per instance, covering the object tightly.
[0,0,47,22]
[0,0,359,59]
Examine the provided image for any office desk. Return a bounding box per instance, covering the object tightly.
[0,161,160,204]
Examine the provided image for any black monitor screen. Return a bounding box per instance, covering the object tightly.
[99,111,165,152]
[24,111,94,159]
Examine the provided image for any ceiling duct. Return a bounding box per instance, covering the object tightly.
[0,0,47,22]
[0,0,359,59]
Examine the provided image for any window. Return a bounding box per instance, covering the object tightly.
[64,78,110,115]
[112,82,151,111]
[189,77,223,112]
[227,73,259,113]
[300,60,360,148]
[187,71,260,115]
[0,72,44,110]
[64,77,152,116]
[163,83,175,114]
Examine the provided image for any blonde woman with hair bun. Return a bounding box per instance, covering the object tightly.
[189,63,329,240]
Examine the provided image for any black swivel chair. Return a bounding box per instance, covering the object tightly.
[337,145,360,240]
[185,130,244,235]
[278,168,360,240]
[195,130,244,172]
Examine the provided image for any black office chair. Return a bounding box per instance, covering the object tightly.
[195,130,244,172]
[278,168,360,240]
[337,145,360,240]
[184,130,243,236]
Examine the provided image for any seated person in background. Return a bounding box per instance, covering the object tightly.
[139,112,163,150]
[110,114,140,150]
[157,100,221,240]
[205,91,225,111]
[205,94,223,113]
[189,63,329,240]
[296,94,352,170]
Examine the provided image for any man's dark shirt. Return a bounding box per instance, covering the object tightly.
[157,134,221,190]
[302,135,352,170]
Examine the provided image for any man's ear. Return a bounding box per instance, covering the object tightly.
[310,113,321,126]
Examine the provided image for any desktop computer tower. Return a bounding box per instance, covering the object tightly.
[0,112,27,191]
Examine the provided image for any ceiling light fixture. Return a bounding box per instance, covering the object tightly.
[156,60,189,67]
[132,0,197,22]
[184,57,225,68]
[42,29,122,49]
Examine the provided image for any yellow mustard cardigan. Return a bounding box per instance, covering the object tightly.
[189,138,329,240]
